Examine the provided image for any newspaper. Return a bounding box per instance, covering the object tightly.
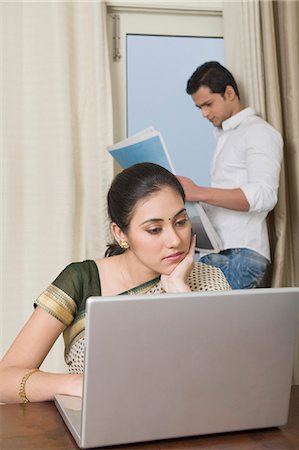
[107,127,222,253]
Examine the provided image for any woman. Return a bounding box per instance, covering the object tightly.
[0,163,230,403]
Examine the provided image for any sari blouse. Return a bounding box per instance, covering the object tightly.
[35,260,230,374]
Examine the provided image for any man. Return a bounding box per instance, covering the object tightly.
[177,61,283,289]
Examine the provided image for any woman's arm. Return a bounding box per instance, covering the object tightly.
[0,307,83,403]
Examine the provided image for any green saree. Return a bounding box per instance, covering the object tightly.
[35,260,230,373]
[34,260,161,371]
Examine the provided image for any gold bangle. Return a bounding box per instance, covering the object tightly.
[19,368,40,403]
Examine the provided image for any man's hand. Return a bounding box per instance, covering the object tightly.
[177,175,250,211]
[176,176,202,202]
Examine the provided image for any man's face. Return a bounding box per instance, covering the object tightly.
[191,85,235,128]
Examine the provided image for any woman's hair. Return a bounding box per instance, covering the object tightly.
[105,162,185,257]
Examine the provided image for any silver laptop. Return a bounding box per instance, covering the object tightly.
[55,288,299,449]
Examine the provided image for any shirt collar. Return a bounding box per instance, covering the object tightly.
[221,107,256,131]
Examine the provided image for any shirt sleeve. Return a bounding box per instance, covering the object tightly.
[240,123,283,213]
[34,263,79,326]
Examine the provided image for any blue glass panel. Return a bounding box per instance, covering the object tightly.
[127,35,224,186]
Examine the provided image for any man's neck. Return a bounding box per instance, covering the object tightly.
[231,102,244,117]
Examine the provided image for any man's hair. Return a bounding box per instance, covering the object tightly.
[186,61,240,99]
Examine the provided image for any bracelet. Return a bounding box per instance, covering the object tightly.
[19,368,40,403]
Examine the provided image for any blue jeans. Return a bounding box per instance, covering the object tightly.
[200,248,269,289]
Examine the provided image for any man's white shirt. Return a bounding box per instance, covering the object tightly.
[204,107,283,260]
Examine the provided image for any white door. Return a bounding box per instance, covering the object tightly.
[107,4,224,186]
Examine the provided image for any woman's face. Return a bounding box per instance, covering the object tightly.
[125,187,192,276]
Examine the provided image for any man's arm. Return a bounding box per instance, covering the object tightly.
[177,176,250,212]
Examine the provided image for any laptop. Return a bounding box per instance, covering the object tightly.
[54,287,299,449]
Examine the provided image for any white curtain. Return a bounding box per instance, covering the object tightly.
[222,1,265,115]
[223,0,299,382]
[0,2,113,372]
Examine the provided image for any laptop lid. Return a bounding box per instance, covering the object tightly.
[56,287,298,449]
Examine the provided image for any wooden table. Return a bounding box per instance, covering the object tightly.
[1,386,299,449]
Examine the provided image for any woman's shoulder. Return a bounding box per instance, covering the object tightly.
[35,260,101,326]
[188,261,231,291]
[52,260,98,285]
[62,259,98,274]
[52,259,101,298]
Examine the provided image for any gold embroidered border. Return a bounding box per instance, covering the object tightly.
[63,316,85,356]
[35,284,77,326]
[122,277,160,296]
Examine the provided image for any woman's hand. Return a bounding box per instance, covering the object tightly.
[160,235,196,293]
[0,307,84,403]
[63,373,84,398]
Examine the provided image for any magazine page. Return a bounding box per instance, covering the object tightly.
[107,128,175,173]
[106,127,222,253]
[108,127,156,151]
[185,202,222,253]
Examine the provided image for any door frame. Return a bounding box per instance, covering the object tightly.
[106,2,223,143]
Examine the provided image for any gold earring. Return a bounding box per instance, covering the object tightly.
[120,240,129,249]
